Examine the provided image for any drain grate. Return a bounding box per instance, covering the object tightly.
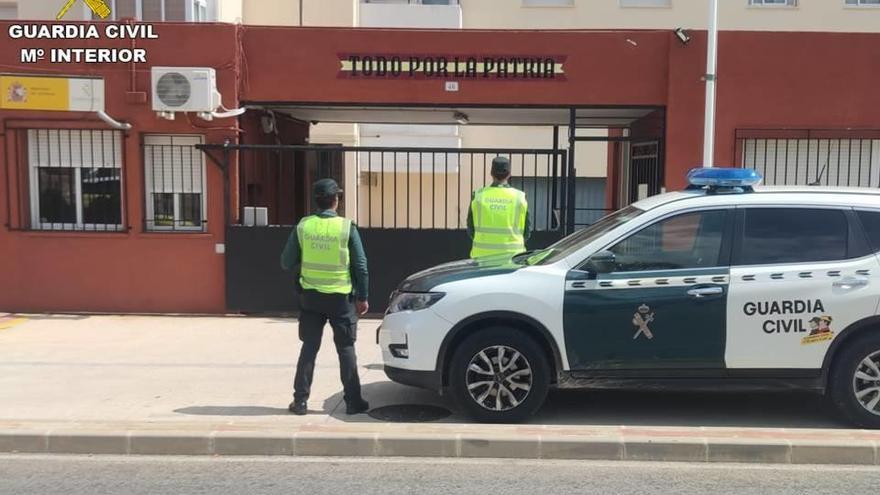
[367,404,452,423]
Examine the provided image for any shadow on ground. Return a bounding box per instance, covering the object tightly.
[322,381,453,423]
[533,389,847,428]
[321,381,848,428]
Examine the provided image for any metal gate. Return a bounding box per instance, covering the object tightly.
[629,140,663,202]
[198,144,572,314]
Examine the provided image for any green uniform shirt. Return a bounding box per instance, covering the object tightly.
[281,210,369,302]
[466,182,531,241]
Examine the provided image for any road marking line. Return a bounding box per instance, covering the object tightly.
[0,317,27,330]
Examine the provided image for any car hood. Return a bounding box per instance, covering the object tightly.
[398,254,525,292]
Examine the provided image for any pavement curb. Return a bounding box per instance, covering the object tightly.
[0,429,877,465]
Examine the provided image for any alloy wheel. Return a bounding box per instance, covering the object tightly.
[852,350,880,416]
[465,345,533,412]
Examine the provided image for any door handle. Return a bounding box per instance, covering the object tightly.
[833,277,869,290]
[687,286,724,298]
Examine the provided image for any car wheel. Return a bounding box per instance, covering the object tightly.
[829,333,880,428]
[449,326,550,423]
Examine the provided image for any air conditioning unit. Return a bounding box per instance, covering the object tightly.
[151,67,220,113]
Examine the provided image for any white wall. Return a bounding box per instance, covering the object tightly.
[0,2,17,19]
[242,0,356,26]
[359,1,461,28]
[16,0,231,21]
[16,1,87,20]
[461,0,880,32]
[215,0,242,22]
[357,1,463,163]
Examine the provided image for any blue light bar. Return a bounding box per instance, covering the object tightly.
[687,167,763,188]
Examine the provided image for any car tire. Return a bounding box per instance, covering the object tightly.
[449,326,551,423]
[829,333,880,429]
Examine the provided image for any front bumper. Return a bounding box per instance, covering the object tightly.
[383,365,442,392]
[377,307,451,373]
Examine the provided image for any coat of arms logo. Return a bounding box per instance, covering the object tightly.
[57,0,111,20]
[632,304,655,340]
[7,82,26,103]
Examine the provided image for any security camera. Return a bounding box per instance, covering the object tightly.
[674,27,691,45]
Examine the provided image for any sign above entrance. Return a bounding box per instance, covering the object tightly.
[0,74,105,112]
[339,54,566,81]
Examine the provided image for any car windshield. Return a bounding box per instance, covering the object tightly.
[519,205,644,266]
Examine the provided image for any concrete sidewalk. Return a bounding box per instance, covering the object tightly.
[1,313,879,464]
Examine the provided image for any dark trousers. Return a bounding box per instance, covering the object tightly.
[293,290,363,404]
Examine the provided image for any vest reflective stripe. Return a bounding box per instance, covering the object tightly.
[297,215,352,295]
[301,275,349,287]
[470,186,527,259]
[472,241,525,250]
[473,226,518,235]
[300,261,347,272]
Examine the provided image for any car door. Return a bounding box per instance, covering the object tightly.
[726,206,880,370]
[563,207,733,371]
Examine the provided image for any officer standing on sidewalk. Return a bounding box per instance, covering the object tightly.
[467,156,530,258]
[281,178,370,416]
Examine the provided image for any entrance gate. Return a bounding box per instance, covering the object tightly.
[629,140,664,202]
[199,144,572,314]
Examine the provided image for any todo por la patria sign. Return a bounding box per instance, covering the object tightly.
[339,54,566,81]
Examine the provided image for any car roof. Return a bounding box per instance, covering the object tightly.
[632,185,880,212]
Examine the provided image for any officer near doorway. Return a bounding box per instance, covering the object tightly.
[280,178,370,416]
[467,156,530,258]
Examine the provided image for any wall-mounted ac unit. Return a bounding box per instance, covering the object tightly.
[151,67,220,113]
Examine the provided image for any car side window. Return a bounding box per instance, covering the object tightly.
[857,210,880,253]
[607,210,727,273]
[737,208,847,265]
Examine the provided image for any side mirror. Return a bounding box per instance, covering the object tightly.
[585,250,617,274]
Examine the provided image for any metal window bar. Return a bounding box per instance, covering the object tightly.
[142,136,207,232]
[207,145,572,231]
[13,129,126,232]
[736,133,880,188]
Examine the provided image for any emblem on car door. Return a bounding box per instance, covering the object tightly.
[802,315,835,345]
[632,304,655,340]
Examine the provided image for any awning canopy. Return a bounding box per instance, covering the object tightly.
[248,104,659,128]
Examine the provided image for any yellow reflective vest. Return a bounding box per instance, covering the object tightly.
[470,186,528,259]
[297,215,353,295]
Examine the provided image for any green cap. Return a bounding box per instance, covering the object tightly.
[313,178,342,198]
[491,156,511,176]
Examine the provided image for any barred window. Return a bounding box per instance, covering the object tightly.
[27,129,124,232]
[143,135,206,232]
[739,137,880,187]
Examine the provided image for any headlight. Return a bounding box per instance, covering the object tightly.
[387,291,445,314]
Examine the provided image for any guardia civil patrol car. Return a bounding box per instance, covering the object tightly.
[378,168,880,426]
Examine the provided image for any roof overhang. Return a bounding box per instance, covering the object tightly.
[248,104,660,127]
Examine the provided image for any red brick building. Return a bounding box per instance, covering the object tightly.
[2,22,879,313]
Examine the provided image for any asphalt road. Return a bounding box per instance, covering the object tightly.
[1,455,877,495]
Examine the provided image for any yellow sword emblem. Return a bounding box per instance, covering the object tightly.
[56,0,112,20]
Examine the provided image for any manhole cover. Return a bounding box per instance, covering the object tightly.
[368,404,452,423]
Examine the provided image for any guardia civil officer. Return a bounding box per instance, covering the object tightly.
[281,178,370,416]
[467,156,530,258]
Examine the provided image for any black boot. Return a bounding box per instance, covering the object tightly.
[289,400,307,415]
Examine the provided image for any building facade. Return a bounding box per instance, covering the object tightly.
[1,2,879,314]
